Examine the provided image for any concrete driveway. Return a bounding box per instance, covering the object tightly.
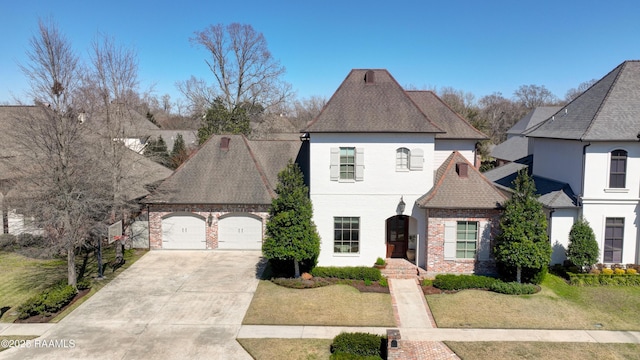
[0,250,265,360]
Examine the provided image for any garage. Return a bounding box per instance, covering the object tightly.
[161,213,206,249]
[218,214,263,250]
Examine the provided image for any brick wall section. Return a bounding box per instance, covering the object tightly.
[425,208,501,275]
[148,204,269,249]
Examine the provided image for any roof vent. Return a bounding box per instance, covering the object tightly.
[364,70,375,84]
[456,162,468,178]
[220,137,230,151]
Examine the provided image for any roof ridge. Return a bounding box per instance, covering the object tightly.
[581,61,627,140]
[423,90,487,138]
[243,136,276,199]
[416,151,458,205]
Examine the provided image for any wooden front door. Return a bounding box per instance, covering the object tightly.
[386,215,409,258]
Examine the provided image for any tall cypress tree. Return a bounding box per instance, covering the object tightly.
[262,160,320,278]
[494,169,551,283]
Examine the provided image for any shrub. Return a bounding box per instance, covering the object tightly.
[272,277,332,289]
[330,332,385,358]
[602,268,614,275]
[433,274,499,290]
[16,233,44,248]
[76,278,92,290]
[568,273,640,286]
[627,268,638,275]
[375,257,385,266]
[0,234,17,250]
[311,267,381,281]
[589,268,601,275]
[378,277,388,287]
[421,278,433,287]
[17,282,77,319]
[489,281,538,295]
[614,268,626,275]
[566,218,599,270]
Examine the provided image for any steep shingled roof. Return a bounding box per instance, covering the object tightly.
[525,61,640,141]
[144,135,301,205]
[416,151,508,209]
[304,69,444,133]
[406,91,487,140]
[507,106,562,136]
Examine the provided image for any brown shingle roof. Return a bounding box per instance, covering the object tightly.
[305,69,444,133]
[417,151,508,209]
[406,91,487,140]
[144,135,301,205]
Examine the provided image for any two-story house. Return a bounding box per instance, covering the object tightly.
[522,60,640,265]
[303,69,504,272]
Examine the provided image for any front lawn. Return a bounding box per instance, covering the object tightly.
[237,338,332,360]
[427,273,640,330]
[243,280,395,327]
[446,342,640,360]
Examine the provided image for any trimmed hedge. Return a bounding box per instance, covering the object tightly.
[17,282,77,319]
[311,266,381,281]
[330,332,385,359]
[489,281,538,295]
[568,273,640,286]
[433,274,499,290]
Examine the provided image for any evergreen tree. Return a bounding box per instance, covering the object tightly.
[145,135,170,167]
[567,218,599,271]
[494,169,551,283]
[169,133,188,169]
[262,160,320,278]
[197,98,250,144]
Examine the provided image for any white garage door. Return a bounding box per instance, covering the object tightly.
[218,215,263,250]
[162,214,206,249]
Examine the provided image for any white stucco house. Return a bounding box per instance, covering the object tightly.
[487,60,640,266]
[302,69,501,271]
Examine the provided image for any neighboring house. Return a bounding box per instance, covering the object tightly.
[149,129,198,152]
[489,60,640,265]
[302,69,493,271]
[84,106,161,153]
[491,106,561,165]
[144,134,302,250]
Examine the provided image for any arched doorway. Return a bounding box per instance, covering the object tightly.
[386,215,409,258]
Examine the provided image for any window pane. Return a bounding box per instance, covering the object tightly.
[334,217,359,254]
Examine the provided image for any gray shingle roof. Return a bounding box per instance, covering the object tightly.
[507,106,562,135]
[406,91,487,140]
[305,69,444,133]
[490,136,529,162]
[416,151,508,209]
[145,135,301,205]
[525,61,640,141]
[483,155,578,208]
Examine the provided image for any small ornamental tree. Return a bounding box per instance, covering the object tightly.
[494,169,551,283]
[145,135,170,167]
[262,160,320,278]
[169,133,189,169]
[567,218,599,271]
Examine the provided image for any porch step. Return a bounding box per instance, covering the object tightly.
[380,258,428,280]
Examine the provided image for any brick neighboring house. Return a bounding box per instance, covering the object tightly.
[144,134,302,250]
[417,151,508,275]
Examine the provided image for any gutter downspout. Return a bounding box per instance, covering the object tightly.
[579,142,591,214]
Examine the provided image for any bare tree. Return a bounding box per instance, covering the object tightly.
[291,95,327,129]
[14,19,110,288]
[478,92,528,143]
[184,23,292,114]
[513,84,558,109]
[564,79,598,103]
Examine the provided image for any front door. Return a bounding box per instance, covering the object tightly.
[386,215,408,258]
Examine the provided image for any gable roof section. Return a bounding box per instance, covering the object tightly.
[483,155,578,208]
[406,91,487,140]
[416,151,508,209]
[507,106,562,135]
[305,69,444,133]
[525,61,640,141]
[490,135,529,162]
[145,135,301,205]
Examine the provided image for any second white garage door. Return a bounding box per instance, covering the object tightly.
[162,214,206,249]
[218,215,263,250]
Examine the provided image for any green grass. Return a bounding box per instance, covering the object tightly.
[0,248,147,323]
[446,342,640,360]
[427,273,640,330]
[243,280,395,326]
[237,338,332,360]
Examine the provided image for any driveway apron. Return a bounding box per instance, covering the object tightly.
[0,250,264,360]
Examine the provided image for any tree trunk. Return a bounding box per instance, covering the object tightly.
[67,244,77,289]
[516,266,522,284]
[294,260,300,278]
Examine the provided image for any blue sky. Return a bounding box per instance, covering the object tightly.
[2,0,640,106]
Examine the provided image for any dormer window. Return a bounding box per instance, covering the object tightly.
[609,149,627,188]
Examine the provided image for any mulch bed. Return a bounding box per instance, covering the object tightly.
[271,277,390,293]
[421,285,458,295]
[13,288,91,323]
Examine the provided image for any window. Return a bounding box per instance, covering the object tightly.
[604,217,624,262]
[340,147,355,180]
[456,221,477,259]
[396,148,410,170]
[334,217,359,253]
[609,150,627,188]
